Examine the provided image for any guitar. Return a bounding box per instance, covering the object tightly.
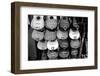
[69,28,80,39]
[59,39,69,49]
[31,15,44,30]
[59,16,70,30]
[73,17,79,29]
[59,49,69,58]
[47,40,59,50]
[31,30,44,41]
[46,16,57,30]
[70,40,80,49]
[57,30,68,39]
[44,30,56,41]
[71,49,78,56]
[37,40,47,50]
[47,50,58,59]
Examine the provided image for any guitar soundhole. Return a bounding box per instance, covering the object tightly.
[36,16,41,20]
[50,16,53,19]
[28,15,88,60]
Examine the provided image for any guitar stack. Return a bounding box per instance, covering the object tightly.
[28,15,88,60]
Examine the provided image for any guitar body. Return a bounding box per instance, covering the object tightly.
[32,30,44,41]
[59,39,69,49]
[46,16,57,30]
[70,40,80,49]
[45,30,56,41]
[59,49,69,58]
[71,49,78,56]
[37,41,47,50]
[57,30,68,39]
[47,50,58,59]
[47,40,58,50]
[69,29,80,39]
[31,15,44,30]
[59,17,70,30]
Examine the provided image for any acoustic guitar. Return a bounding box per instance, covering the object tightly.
[47,40,59,50]
[57,30,68,39]
[31,15,44,30]
[46,16,57,30]
[59,16,70,30]
[44,30,56,41]
[31,30,44,41]
[47,50,58,59]
[37,40,47,50]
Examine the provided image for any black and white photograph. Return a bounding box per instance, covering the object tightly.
[28,15,88,61]
[11,2,97,74]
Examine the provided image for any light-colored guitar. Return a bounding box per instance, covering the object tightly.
[57,30,68,39]
[37,41,47,50]
[31,15,44,30]
[47,40,59,50]
[69,28,80,39]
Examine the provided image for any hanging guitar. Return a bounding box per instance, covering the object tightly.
[31,30,44,41]
[59,49,69,59]
[44,30,56,41]
[47,50,58,59]
[46,16,57,30]
[59,16,70,30]
[57,30,68,39]
[31,15,44,30]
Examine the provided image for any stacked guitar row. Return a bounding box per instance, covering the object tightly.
[28,15,88,60]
